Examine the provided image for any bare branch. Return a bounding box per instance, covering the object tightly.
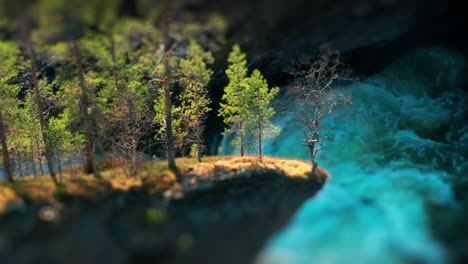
[286,45,352,164]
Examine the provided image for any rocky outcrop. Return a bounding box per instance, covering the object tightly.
[0,166,325,264]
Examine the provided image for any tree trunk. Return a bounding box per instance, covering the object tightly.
[30,138,37,177]
[108,33,120,91]
[240,121,244,156]
[311,161,318,177]
[38,157,44,175]
[309,145,315,164]
[164,81,177,174]
[258,122,263,160]
[15,148,23,177]
[308,142,318,176]
[0,111,14,182]
[57,155,63,182]
[33,133,44,175]
[159,20,179,180]
[197,129,202,163]
[162,50,178,179]
[131,146,137,177]
[70,41,96,177]
[28,41,58,185]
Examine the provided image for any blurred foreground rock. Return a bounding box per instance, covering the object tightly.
[0,167,325,264]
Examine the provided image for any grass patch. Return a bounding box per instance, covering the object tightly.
[0,155,326,214]
[191,155,322,180]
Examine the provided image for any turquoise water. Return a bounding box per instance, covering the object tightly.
[225,47,467,264]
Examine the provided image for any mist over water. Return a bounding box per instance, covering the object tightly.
[223,47,467,264]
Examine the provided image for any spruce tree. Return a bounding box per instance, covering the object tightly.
[243,70,280,160]
[219,44,249,156]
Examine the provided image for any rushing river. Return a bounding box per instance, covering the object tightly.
[225,47,467,264]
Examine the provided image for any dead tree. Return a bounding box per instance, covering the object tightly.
[287,45,352,175]
[112,94,154,177]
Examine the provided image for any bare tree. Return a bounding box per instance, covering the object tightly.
[287,45,352,175]
[112,91,154,177]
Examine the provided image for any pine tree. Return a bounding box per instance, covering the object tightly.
[138,2,226,179]
[0,41,21,182]
[219,44,249,156]
[1,0,60,184]
[159,20,180,179]
[1,1,231,181]
[154,92,187,157]
[178,40,214,162]
[36,0,99,177]
[6,106,30,177]
[6,91,53,179]
[41,73,86,176]
[243,70,280,160]
[87,0,122,91]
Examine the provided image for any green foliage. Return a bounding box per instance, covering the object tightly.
[0,41,22,148]
[48,113,85,158]
[220,45,280,156]
[243,69,281,142]
[0,41,21,103]
[153,40,215,155]
[178,40,214,155]
[189,144,199,158]
[0,4,233,177]
[0,41,20,75]
[219,44,249,148]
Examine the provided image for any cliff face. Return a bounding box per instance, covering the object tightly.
[144,169,325,264]
[0,161,325,264]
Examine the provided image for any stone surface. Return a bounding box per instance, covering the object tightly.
[0,167,324,264]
